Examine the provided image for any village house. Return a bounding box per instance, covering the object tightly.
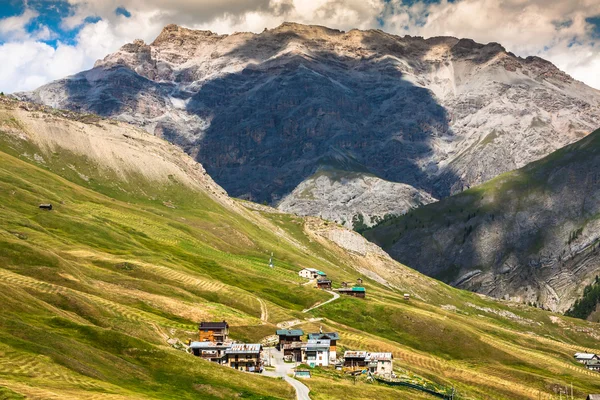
[316,278,332,290]
[343,351,368,370]
[284,341,305,362]
[189,341,230,365]
[307,331,339,362]
[575,353,600,365]
[587,360,600,372]
[366,352,394,376]
[199,321,229,342]
[276,329,304,351]
[226,343,263,373]
[338,286,366,298]
[298,268,326,280]
[306,339,330,367]
[588,395,600,400]
[343,351,394,374]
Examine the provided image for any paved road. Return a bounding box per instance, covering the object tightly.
[302,290,340,313]
[263,348,310,400]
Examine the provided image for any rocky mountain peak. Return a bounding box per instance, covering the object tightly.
[151,23,222,46]
[20,22,600,230]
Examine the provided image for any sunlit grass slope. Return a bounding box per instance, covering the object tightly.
[0,99,600,399]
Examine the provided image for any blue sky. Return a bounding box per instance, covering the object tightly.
[0,0,598,92]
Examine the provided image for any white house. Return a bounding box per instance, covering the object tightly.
[305,339,330,367]
[575,353,599,364]
[298,268,326,280]
[308,332,339,362]
[366,352,393,376]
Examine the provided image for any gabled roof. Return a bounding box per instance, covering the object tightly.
[276,329,304,336]
[308,332,340,341]
[226,343,261,354]
[366,352,393,361]
[199,321,228,330]
[189,341,231,349]
[300,268,319,273]
[339,286,366,292]
[317,271,327,276]
[344,350,367,359]
[575,353,598,360]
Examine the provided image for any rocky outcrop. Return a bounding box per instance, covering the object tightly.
[365,129,600,311]
[278,169,436,228]
[19,22,600,226]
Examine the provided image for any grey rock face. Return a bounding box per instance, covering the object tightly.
[278,169,436,229]
[365,129,600,311]
[19,22,600,225]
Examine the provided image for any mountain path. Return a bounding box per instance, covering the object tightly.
[302,290,339,313]
[257,297,268,323]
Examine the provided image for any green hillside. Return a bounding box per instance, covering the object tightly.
[1,98,600,399]
[365,128,600,313]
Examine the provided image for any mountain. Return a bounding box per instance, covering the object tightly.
[277,168,436,229]
[18,23,600,228]
[365,128,600,312]
[3,96,600,399]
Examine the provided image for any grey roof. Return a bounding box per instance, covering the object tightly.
[306,339,330,351]
[575,353,598,360]
[587,395,600,400]
[277,329,304,336]
[344,351,368,359]
[308,332,340,340]
[366,352,393,361]
[199,321,228,330]
[226,343,262,354]
[189,341,231,349]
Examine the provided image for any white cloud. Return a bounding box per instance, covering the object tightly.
[0,0,599,92]
[0,9,38,40]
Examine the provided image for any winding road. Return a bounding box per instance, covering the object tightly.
[302,290,340,313]
[263,348,310,400]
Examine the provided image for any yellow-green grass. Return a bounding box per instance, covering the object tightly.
[1,106,600,399]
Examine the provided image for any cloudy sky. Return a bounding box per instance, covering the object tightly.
[0,0,599,93]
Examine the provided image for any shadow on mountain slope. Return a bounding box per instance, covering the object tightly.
[365,129,600,310]
[185,30,456,203]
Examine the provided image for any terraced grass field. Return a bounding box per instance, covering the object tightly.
[1,99,600,399]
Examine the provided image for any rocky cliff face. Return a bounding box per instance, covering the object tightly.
[365,129,600,311]
[278,169,436,229]
[19,22,600,226]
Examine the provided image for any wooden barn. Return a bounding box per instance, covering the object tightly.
[338,286,366,298]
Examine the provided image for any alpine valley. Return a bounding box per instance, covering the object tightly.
[3,20,600,400]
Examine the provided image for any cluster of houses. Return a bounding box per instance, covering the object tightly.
[277,328,338,366]
[189,320,395,378]
[190,321,263,373]
[575,353,600,372]
[276,327,394,377]
[298,268,366,298]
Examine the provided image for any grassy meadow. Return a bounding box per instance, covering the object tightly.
[0,102,600,399]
